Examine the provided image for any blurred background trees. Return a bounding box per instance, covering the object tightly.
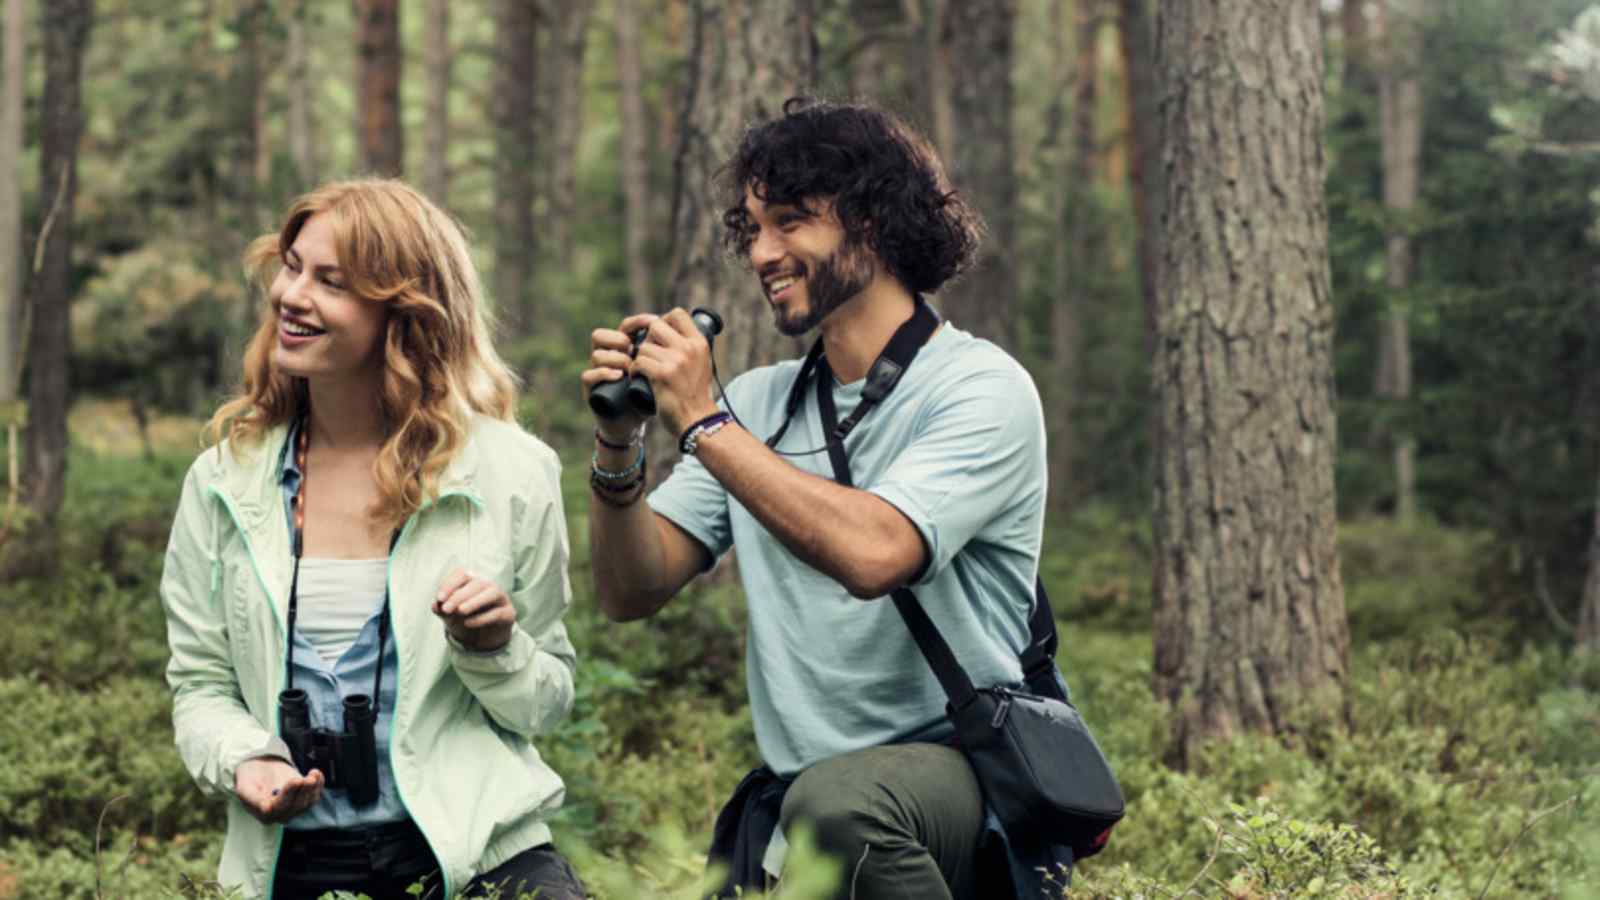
[0,0,1596,747]
[1,1,1597,894]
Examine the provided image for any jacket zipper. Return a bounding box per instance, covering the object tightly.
[210,484,483,899]
[386,489,479,900]
[204,488,290,900]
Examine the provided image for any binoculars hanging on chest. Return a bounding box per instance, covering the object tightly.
[590,308,724,419]
[279,688,380,807]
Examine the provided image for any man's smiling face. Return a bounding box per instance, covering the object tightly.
[743,187,877,337]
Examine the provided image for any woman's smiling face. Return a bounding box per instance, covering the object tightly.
[268,213,390,386]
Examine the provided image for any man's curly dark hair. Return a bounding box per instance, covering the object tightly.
[719,98,984,296]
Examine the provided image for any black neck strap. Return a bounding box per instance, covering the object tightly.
[809,315,1061,710]
[766,299,941,450]
[283,420,399,712]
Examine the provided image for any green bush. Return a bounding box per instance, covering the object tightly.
[1339,517,1507,644]
[5,446,1596,899]
[0,676,219,853]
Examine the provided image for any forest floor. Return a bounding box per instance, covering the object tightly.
[0,399,1594,899]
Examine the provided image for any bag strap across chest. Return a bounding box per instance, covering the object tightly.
[803,304,1060,709]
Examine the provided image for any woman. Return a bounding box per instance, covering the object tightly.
[161,179,586,900]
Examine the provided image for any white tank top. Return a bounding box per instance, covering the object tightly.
[295,557,388,665]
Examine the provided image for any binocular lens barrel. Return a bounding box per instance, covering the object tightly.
[276,689,381,807]
[280,689,311,729]
[342,694,380,807]
[589,308,724,420]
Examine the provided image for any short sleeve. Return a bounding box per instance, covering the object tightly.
[647,443,734,568]
[866,365,1046,585]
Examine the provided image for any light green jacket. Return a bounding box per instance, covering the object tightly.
[161,416,576,899]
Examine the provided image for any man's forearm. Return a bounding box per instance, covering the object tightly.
[588,442,680,620]
[589,493,678,621]
[690,422,923,599]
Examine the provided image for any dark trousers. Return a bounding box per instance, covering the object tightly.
[273,819,586,900]
[778,742,987,900]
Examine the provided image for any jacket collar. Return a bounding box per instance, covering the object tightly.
[210,420,485,536]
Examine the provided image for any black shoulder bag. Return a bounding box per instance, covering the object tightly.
[808,304,1124,857]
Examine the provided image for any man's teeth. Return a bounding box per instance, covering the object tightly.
[283,322,322,337]
[768,276,797,294]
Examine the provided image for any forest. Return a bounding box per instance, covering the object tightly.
[0,0,1596,898]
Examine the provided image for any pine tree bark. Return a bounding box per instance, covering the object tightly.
[616,0,653,309]
[422,0,451,205]
[1373,0,1422,525]
[492,0,539,341]
[24,0,91,535]
[666,0,816,380]
[355,0,403,177]
[1152,0,1349,763]
[933,0,1016,350]
[0,0,25,405]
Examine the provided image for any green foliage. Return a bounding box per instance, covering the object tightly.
[0,676,221,854]
[1338,517,1501,643]
[71,240,237,414]
[1329,0,1600,633]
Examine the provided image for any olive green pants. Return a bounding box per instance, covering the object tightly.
[779,742,986,900]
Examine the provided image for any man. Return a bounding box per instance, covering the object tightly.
[582,98,1050,899]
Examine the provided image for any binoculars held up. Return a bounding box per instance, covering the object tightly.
[279,688,380,807]
[590,308,724,419]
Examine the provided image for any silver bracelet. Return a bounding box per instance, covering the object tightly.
[680,412,733,456]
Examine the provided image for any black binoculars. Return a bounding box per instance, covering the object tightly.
[279,688,380,807]
[590,308,724,419]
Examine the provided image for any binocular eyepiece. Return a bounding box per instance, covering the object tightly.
[590,308,724,420]
[279,688,380,807]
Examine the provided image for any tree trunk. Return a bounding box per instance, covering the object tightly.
[1047,0,1101,510]
[24,0,91,536]
[422,0,450,204]
[1580,465,1600,653]
[228,0,267,333]
[1373,0,1423,525]
[492,0,539,341]
[355,0,402,177]
[932,0,1016,350]
[545,0,592,265]
[847,0,906,99]
[922,0,954,162]
[1118,0,1160,360]
[0,0,24,405]
[666,0,816,381]
[1152,0,1349,764]
[616,0,653,309]
[286,0,316,185]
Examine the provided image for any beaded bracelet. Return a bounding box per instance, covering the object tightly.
[594,422,647,451]
[590,468,646,507]
[591,444,645,483]
[678,411,733,456]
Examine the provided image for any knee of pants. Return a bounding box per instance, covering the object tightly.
[780,764,907,856]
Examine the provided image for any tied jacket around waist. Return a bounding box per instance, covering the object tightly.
[160,415,577,900]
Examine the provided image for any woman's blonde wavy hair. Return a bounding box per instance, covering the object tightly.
[206,178,519,530]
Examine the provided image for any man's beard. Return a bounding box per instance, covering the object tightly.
[773,241,875,337]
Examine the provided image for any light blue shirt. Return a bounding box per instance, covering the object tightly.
[649,322,1047,776]
[277,421,408,828]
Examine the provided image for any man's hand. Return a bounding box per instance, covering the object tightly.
[235,757,323,824]
[630,308,720,438]
[583,318,652,445]
[433,568,516,652]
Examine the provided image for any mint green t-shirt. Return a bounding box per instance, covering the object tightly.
[648,322,1047,777]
